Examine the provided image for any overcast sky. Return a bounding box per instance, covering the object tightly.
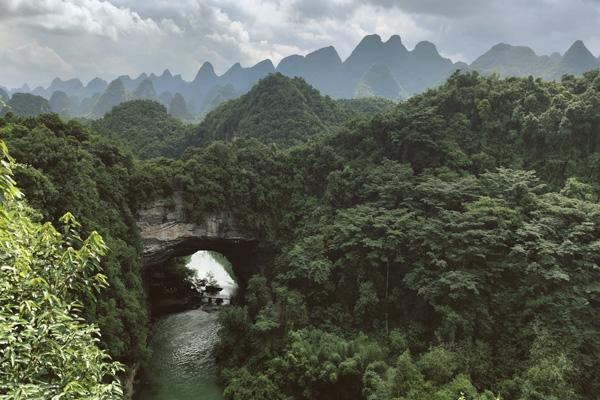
[2,0,600,88]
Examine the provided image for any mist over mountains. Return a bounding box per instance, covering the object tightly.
[2,34,600,119]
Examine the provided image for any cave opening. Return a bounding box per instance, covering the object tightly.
[142,238,259,317]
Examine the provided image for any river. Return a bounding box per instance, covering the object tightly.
[134,251,237,400]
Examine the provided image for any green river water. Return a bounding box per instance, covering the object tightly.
[134,309,224,400]
[134,251,236,400]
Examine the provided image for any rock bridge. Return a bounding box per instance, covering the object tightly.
[137,191,259,284]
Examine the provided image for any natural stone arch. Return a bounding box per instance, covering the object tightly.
[137,191,259,284]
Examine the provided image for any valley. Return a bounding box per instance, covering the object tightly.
[2,1,600,395]
[3,68,600,399]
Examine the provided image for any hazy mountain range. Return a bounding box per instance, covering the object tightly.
[2,34,600,119]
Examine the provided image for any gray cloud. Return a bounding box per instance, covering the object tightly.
[289,0,486,20]
[1,0,599,89]
[362,0,489,17]
[0,0,163,39]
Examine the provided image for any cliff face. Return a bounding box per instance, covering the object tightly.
[137,192,256,268]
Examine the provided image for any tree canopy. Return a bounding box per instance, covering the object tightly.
[0,140,123,398]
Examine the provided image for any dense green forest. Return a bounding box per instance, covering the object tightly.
[186,71,600,400]
[0,140,123,397]
[0,114,149,367]
[91,100,193,159]
[2,71,600,399]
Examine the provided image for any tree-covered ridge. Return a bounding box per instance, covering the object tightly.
[335,97,397,116]
[364,70,600,186]
[92,100,193,159]
[87,75,394,159]
[0,93,52,116]
[189,73,380,147]
[0,140,123,398]
[0,88,9,111]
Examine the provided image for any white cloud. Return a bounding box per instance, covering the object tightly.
[0,0,165,39]
[0,41,74,87]
[159,18,183,35]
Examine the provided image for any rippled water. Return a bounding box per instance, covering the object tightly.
[134,309,223,400]
[135,251,236,400]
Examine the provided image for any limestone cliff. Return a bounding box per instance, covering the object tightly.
[137,192,256,267]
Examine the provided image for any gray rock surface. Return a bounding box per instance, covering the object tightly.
[137,192,255,267]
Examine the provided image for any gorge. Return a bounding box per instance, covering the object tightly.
[135,192,255,399]
[3,68,600,399]
[135,250,238,400]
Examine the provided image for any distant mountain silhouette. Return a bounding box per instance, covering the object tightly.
[277,46,344,97]
[471,41,599,79]
[86,78,108,96]
[133,78,157,101]
[1,93,51,116]
[471,43,548,77]
[6,35,600,118]
[557,40,600,76]
[49,90,72,116]
[354,64,405,100]
[168,93,191,120]
[92,79,128,117]
[199,84,238,117]
[118,73,148,92]
[151,69,185,95]
[158,91,173,107]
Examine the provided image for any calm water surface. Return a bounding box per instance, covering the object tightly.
[135,251,236,400]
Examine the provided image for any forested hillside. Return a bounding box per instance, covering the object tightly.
[0,93,51,116]
[2,70,600,399]
[92,74,395,157]
[144,70,600,400]
[92,100,193,159]
[189,73,383,147]
[0,114,149,367]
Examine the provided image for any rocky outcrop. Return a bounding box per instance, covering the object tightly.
[137,192,256,267]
